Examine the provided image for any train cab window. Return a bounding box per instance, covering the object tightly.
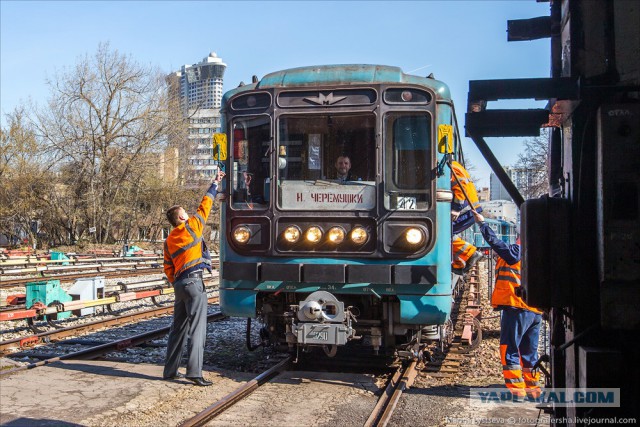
[230,115,271,210]
[277,114,376,211]
[383,113,432,211]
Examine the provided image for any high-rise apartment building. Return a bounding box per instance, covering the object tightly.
[167,52,226,184]
[481,199,518,223]
[477,186,490,202]
[489,167,537,201]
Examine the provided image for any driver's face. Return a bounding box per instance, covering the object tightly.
[336,157,351,175]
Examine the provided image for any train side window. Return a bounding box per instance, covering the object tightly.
[230,115,271,210]
[384,113,432,211]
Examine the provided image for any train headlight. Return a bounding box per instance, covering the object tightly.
[350,227,368,245]
[233,226,251,244]
[283,226,301,243]
[327,226,346,244]
[405,227,425,245]
[305,226,323,243]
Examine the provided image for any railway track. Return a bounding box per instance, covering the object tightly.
[174,265,485,427]
[1,261,492,427]
[422,265,482,379]
[0,306,227,377]
[0,255,161,275]
[0,266,162,288]
[0,261,220,289]
[365,361,418,427]
[179,356,293,427]
[361,265,483,426]
[176,349,427,427]
[0,295,216,354]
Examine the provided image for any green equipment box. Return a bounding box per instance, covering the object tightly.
[25,280,72,320]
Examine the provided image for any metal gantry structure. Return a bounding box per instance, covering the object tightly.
[465,0,639,424]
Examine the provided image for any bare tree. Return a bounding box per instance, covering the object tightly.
[515,129,550,199]
[0,107,54,248]
[32,43,187,243]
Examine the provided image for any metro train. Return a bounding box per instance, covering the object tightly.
[213,65,468,359]
[459,217,517,250]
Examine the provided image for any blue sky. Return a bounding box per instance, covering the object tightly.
[1,0,550,186]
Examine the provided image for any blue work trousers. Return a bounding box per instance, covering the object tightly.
[163,274,208,378]
[500,306,542,369]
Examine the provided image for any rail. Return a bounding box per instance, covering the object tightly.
[364,361,418,427]
[0,256,162,276]
[0,296,218,354]
[0,260,220,289]
[0,268,162,288]
[179,356,292,427]
[0,309,227,377]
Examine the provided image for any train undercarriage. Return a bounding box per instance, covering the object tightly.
[246,273,468,361]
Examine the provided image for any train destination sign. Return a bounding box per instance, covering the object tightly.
[280,181,375,210]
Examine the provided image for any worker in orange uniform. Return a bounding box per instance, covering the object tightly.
[451,160,483,274]
[473,210,543,398]
[162,170,225,387]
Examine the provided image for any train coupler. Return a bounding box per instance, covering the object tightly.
[287,290,356,350]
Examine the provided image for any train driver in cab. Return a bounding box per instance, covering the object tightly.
[334,155,359,182]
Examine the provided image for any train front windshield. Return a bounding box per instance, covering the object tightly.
[230,111,433,212]
[277,114,376,211]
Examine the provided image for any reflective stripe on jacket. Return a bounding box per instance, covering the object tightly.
[452,237,476,268]
[164,186,216,284]
[491,258,542,314]
[451,160,481,212]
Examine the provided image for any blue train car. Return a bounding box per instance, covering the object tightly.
[459,217,517,249]
[215,65,463,357]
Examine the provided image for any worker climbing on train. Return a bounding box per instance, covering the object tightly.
[449,160,484,275]
[472,210,543,399]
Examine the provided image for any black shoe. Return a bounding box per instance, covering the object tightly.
[163,372,184,380]
[463,251,484,273]
[187,377,213,386]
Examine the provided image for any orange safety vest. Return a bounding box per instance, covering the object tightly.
[163,194,214,284]
[451,161,481,210]
[491,258,542,314]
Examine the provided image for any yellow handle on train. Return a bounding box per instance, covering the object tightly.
[212,133,227,160]
[438,124,454,154]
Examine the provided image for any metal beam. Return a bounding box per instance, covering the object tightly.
[465,109,549,137]
[467,132,525,208]
[468,77,578,103]
[508,16,555,41]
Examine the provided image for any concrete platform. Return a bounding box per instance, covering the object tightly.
[0,359,249,426]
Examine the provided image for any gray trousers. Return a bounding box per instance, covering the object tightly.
[163,273,208,378]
